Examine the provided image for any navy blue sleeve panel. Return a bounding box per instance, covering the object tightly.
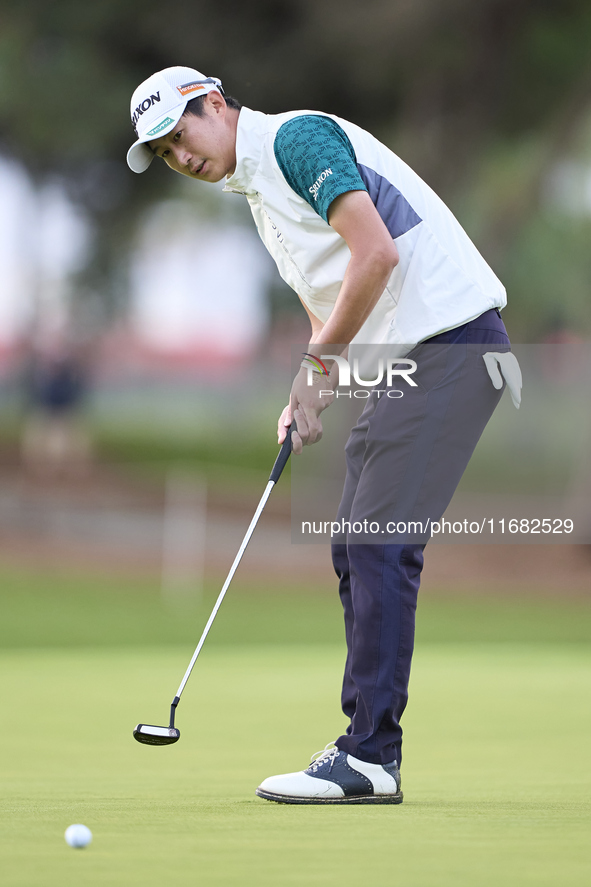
[356,164,422,239]
[273,115,368,223]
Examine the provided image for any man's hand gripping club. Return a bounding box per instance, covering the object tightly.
[278,364,335,455]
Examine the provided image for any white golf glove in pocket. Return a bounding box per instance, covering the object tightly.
[483,351,522,409]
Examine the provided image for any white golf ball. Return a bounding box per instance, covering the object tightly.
[65,824,92,848]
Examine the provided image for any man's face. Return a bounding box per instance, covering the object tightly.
[148,93,236,182]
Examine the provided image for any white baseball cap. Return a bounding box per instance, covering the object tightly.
[127,66,223,173]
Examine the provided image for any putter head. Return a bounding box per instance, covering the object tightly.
[133,723,180,746]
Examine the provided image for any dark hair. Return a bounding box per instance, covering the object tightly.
[183,93,242,118]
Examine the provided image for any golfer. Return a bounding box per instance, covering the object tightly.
[127,66,520,804]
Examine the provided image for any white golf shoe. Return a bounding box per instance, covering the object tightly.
[256,743,403,805]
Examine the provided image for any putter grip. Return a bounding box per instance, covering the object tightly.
[269,422,295,484]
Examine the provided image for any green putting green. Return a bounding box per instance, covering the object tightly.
[1,641,590,887]
[1,565,590,885]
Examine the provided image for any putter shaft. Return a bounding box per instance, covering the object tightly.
[173,479,276,702]
[171,424,294,709]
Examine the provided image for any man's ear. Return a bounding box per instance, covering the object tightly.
[206,90,226,116]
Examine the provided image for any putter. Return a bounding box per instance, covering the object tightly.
[133,422,295,745]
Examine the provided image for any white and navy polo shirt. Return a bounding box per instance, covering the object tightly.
[224,108,506,347]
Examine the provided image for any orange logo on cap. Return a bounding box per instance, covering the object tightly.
[177,82,206,97]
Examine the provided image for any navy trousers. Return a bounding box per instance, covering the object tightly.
[332,309,510,765]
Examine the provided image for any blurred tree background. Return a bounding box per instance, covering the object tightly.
[0,0,589,663]
[1,0,591,339]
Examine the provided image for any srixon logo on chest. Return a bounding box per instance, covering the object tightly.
[131,92,161,130]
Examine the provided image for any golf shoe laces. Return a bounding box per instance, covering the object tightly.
[309,742,339,772]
